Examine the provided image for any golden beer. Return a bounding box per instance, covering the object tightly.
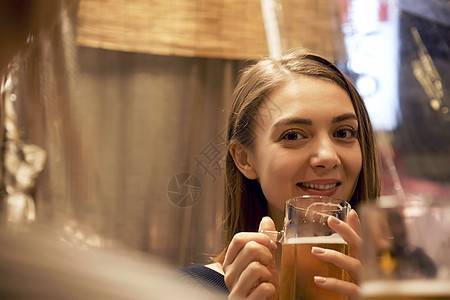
[361,280,450,300]
[279,235,349,300]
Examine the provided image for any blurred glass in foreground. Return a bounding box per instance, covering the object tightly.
[0,225,225,299]
[360,195,450,299]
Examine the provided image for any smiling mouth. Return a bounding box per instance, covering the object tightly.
[297,182,341,190]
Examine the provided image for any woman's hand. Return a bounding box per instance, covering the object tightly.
[223,217,279,300]
[311,209,363,300]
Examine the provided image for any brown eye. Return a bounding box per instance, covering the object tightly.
[280,129,307,141]
[285,132,300,140]
[334,128,356,139]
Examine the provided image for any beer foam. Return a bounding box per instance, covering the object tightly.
[284,234,346,244]
[361,279,450,297]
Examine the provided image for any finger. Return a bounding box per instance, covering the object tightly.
[224,232,277,269]
[311,246,362,283]
[258,216,277,233]
[247,282,277,300]
[348,209,362,237]
[314,276,361,300]
[224,240,275,289]
[224,217,279,292]
[328,216,362,258]
[257,216,279,292]
[229,261,272,298]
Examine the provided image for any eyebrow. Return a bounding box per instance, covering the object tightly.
[272,118,312,129]
[332,113,358,123]
[271,113,358,130]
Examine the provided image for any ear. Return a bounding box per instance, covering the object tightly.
[229,143,258,180]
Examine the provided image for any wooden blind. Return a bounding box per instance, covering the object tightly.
[76,0,345,61]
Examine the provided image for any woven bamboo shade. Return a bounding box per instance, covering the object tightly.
[280,0,346,61]
[76,0,345,61]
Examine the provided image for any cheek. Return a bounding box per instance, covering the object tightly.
[255,152,302,206]
[347,146,363,182]
[256,150,300,181]
[255,158,285,187]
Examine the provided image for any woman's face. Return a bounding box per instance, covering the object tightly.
[245,76,362,213]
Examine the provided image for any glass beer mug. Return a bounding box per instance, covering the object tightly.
[360,195,450,300]
[265,195,351,300]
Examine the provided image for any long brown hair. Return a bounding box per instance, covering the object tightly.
[221,50,380,258]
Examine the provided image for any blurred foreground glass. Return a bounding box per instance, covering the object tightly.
[269,196,351,300]
[360,195,450,300]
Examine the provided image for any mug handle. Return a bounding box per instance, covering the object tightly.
[260,230,284,243]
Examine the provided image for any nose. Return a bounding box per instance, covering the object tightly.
[309,136,340,169]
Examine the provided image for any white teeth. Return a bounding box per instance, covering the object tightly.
[301,182,337,190]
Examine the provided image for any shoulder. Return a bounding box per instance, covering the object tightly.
[177,264,229,295]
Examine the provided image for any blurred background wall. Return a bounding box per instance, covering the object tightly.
[1,0,449,269]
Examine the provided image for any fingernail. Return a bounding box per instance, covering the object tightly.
[329,216,341,225]
[314,276,327,284]
[311,247,326,254]
[351,209,360,219]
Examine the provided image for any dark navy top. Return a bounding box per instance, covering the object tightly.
[177,264,229,296]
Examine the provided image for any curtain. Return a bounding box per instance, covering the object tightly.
[75,0,345,61]
[12,0,246,267]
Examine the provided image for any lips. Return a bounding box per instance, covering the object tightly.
[296,181,341,196]
[299,182,339,190]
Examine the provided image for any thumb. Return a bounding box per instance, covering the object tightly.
[259,216,277,233]
[259,217,280,293]
[259,216,279,247]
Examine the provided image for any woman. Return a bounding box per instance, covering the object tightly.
[179,50,381,299]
